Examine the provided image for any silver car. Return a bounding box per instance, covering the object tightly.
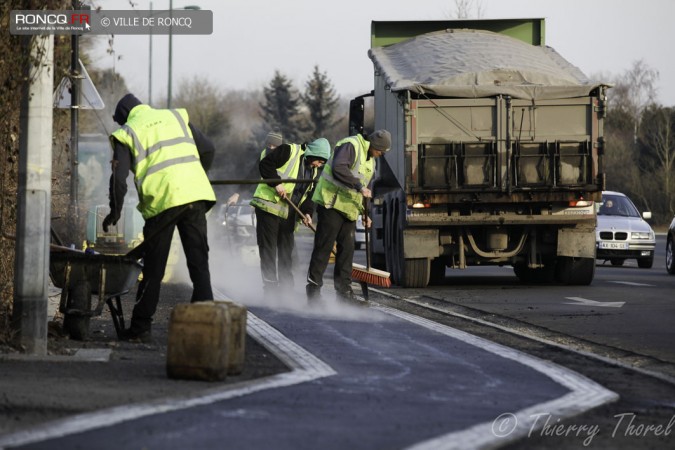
[596,191,655,268]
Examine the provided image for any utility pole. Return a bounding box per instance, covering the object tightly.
[13,34,54,355]
[166,2,200,108]
[167,0,173,108]
[149,1,153,105]
[68,0,82,240]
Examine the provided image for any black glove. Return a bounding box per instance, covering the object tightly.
[102,211,121,232]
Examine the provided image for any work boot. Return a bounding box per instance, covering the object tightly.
[120,316,152,343]
[336,289,365,306]
[119,327,152,344]
[306,284,321,302]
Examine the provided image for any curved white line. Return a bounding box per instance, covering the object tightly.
[373,305,618,450]
[1,289,616,450]
[0,291,335,449]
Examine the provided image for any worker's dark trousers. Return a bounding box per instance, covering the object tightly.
[254,208,295,289]
[306,206,355,294]
[132,201,213,333]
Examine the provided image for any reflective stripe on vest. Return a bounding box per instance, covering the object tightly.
[320,136,367,189]
[118,111,199,191]
[250,143,304,219]
[312,134,374,221]
[124,110,195,169]
[110,105,215,219]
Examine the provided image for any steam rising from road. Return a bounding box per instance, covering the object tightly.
[167,220,385,322]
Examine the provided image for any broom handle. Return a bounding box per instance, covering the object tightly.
[363,197,371,270]
[285,197,341,260]
[286,197,317,232]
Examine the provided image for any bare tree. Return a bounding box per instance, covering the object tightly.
[604,122,642,196]
[81,68,129,135]
[609,59,659,142]
[638,106,675,219]
[447,0,484,19]
[173,76,230,140]
[172,76,238,189]
[603,60,670,222]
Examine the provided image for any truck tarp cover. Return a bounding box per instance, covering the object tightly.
[368,29,609,100]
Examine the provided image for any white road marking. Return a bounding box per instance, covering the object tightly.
[2,289,618,450]
[394,291,675,385]
[564,296,625,308]
[608,281,654,287]
[0,302,336,450]
[375,305,618,450]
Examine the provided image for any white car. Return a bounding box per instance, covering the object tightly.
[595,191,655,268]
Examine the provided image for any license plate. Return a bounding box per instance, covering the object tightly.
[599,241,628,250]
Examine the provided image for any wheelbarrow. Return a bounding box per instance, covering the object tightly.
[49,245,143,340]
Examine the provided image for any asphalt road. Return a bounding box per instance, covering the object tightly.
[2,231,673,449]
[363,234,675,449]
[11,302,598,450]
[393,235,675,367]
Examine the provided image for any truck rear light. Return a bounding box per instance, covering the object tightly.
[412,202,430,209]
[569,200,593,207]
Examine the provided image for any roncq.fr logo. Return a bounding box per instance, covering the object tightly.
[14,13,90,26]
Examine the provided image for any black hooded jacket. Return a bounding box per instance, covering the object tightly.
[112,93,142,125]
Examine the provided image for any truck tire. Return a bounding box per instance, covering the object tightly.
[384,197,404,285]
[556,257,595,285]
[403,258,431,288]
[667,238,675,274]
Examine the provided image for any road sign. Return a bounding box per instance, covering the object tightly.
[53,59,104,109]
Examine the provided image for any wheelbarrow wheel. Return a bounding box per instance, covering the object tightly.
[63,281,91,340]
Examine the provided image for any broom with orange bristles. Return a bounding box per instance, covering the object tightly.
[350,198,391,299]
[286,197,391,300]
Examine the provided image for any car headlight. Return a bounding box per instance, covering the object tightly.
[631,232,653,240]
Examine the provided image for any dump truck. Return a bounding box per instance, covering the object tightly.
[350,19,609,288]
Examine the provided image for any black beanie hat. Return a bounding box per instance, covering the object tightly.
[113,93,142,125]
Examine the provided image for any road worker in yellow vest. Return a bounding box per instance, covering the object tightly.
[251,133,331,294]
[103,93,216,342]
[306,130,391,303]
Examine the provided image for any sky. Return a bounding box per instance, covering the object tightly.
[87,0,675,106]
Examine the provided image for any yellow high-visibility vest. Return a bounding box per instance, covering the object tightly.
[110,105,215,219]
[313,134,374,221]
[250,143,303,219]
